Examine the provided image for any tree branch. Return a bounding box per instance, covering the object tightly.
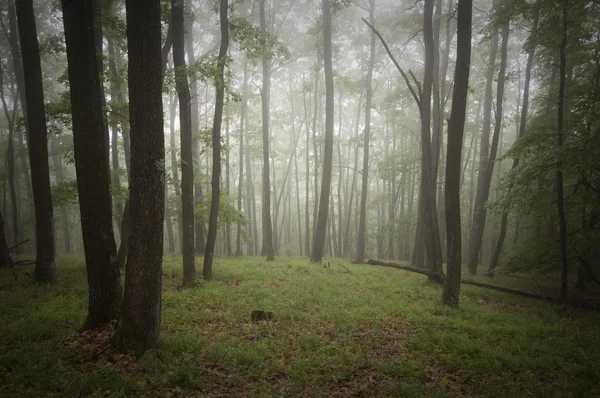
[361,17,421,107]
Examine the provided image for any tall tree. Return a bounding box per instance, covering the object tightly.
[355,0,375,264]
[61,0,122,328]
[488,3,540,275]
[173,0,196,284]
[235,61,249,257]
[203,0,229,279]
[310,0,334,263]
[118,0,165,354]
[468,9,509,275]
[442,0,472,306]
[260,0,275,261]
[556,0,569,302]
[15,0,55,283]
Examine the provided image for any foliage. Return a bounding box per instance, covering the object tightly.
[195,192,248,230]
[0,256,599,397]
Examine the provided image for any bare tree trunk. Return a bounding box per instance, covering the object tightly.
[16,0,55,282]
[467,14,508,275]
[466,23,499,274]
[236,61,249,257]
[203,0,229,279]
[556,2,569,303]
[118,0,164,355]
[173,0,196,284]
[489,5,539,275]
[356,0,375,264]
[260,0,275,261]
[310,0,334,263]
[442,0,472,306]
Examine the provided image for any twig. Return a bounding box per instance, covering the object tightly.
[339,263,352,274]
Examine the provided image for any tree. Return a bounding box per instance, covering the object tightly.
[442,0,472,306]
[172,0,196,285]
[0,211,13,268]
[15,0,55,283]
[117,0,165,354]
[355,0,375,264]
[61,0,122,328]
[260,0,275,261]
[310,0,334,263]
[203,0,229,280]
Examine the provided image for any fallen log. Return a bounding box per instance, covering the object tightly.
[367,259,597,310]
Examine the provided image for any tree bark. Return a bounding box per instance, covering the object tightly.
[0,211,13,268]
[466,23,499,274]
[236,61,249,257]
[310,0,334,263]
[468,14,508,275]
[118,0,165,355]
[173,0,196,284]
[61,0,123,328]
[15,0,56,282]
[556,2,569,303]
[260,0,275,261]
[203,0,229,280]
[488,5,539,275]
[442,0,472,306]
[355,0,375,264]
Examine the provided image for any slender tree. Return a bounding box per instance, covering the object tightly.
[118,0,165,354]
[355,0,375,264]
[173,0,196,284]
[442,0,472,306]
[203,0,229,280]
[61,0,122,328]
[260,0,275,261]
[15,0,55,283]
[310,0,334,263]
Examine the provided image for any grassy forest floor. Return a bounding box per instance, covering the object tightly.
[1,255,599,397]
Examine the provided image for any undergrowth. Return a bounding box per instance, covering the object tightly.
[0,254,598,397]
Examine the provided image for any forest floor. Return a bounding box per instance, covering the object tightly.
[1,255,599,397]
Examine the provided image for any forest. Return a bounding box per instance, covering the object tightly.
[1,0,599,396]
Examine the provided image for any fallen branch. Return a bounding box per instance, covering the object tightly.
[13,259,35,267]
[8,239,29,252]
[367,259,598,310]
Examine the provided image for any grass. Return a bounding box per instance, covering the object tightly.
[1,254,599,397]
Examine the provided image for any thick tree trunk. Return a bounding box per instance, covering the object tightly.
[310,0,334,263]
[260,0,275,261]
[118,0,165,354]
[15,0,55,282]
[203,0,229,280]
[355,0,375,264]
[62,0,122,328]
[442,0,472,306]
[173,0,196,284]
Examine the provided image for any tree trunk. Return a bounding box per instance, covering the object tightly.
[467,14,508,275]
[442,0,472,306]
[118,0,164,354]
[488,5,539,275]
[15,0,55,282]
[62,0,122,328]
[236,61,249,257]
[355,0,375,264]
[203,0,229,280]
[173,0,196,284]
[310,0,334,263]
[260,0,275,261]
[466,24,499,274]
[556,2,569,303]
[0,211,13,268]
